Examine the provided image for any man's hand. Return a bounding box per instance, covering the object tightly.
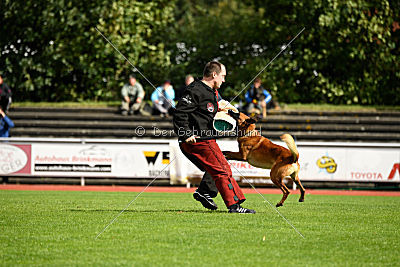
[154,100,159,104]
[136,98,142,103]
[0,108,5,118]
[124,96,130,103]
[185,135,197,144]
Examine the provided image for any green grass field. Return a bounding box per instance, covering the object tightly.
[1,190,399,266]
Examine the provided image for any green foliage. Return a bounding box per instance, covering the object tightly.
[1,190,400,265]
[168,0,399,105]
[1,0,399,105]
[1,0,176,101]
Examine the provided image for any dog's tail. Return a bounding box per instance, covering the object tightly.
[280,134,299,162]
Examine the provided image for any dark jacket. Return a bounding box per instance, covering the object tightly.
[173,79,219,141]
[0,82,12,98]
[0,82,12,111]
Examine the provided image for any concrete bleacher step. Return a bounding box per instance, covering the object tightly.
[7,107,400,142]
[14,119,172,129]
[12,106,400,117]
[13,119,400,134]
[11,109,400,124]
[267,109,400,117]
[11,128,400,142]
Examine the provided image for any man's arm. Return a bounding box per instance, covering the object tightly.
[169,86,175,101]
[136,83,145,100]
[173,91,198,142]
[245,91,252,103]
[121,85,130,103]
[0,108,14,128]
[151,89,159,103]
[263,89,272,104]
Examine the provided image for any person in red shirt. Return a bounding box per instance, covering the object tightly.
[173,61,255,213]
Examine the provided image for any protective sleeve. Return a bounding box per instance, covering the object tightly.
[218,99,238,113]
[173,90,199,140]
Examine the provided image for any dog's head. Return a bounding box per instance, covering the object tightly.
[228,110,258,134]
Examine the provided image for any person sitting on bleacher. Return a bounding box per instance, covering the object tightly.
[120,74,146,116]
[244,77,279,118]
[151,80,175,117]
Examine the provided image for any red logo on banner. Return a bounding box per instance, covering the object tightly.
[388,163,400,180]
[0,144,31,175]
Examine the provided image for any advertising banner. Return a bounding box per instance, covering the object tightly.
[1,138,399,183]
[30,143,170,178]
[299,145,400,182]
[171,140,400,184]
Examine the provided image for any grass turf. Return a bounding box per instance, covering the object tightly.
[0,190,399,266]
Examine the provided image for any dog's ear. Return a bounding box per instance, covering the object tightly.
[245,117,257,124]
[228,109,240,119]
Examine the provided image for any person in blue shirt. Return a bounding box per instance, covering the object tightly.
[244,77,279,118]
[151,80,175,117]
[0,107,14,137]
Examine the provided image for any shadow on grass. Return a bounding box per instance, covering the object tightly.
[67,208,271,214]
[66,208,228,213]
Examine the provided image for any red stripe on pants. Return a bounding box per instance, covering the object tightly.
[180,140,245,207]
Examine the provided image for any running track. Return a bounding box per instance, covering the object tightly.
[1,184,399,197]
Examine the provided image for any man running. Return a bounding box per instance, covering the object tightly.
[173,61,255,213]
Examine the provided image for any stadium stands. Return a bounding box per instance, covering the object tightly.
[8,107,400,142]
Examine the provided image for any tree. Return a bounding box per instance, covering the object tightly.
[1,0,176,101]
[1,0,398,105]
[168,0,400,105]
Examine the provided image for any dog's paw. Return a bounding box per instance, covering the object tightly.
[276,203,283,208]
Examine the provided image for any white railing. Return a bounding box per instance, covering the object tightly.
[1,138,399,184]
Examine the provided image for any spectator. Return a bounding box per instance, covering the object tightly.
[0,73,12,113]
[244,77,279,118]
[120,74,146,116]
[0,107,14,137]
[175,74,194,100]
[151,80,175,117]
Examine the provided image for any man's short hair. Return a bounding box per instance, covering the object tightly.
[254,77,262,83]
[203,61,223,78]
[129,74,136,79]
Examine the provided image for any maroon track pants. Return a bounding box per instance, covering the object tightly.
[180,139,245,207]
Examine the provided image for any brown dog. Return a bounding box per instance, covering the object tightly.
[223,110,305,207]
